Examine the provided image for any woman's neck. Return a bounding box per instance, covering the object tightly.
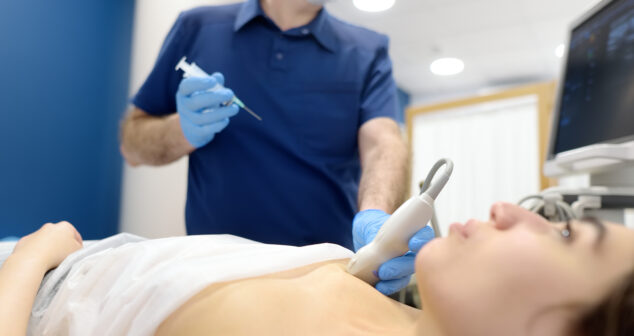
[359,310,444,336]
[410,311,445,336]
[260,0,322,31]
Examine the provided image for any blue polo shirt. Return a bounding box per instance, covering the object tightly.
[132,0,398,249]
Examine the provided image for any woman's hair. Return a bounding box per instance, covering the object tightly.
[573,268,634,336]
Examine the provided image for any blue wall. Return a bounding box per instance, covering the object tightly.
[0,1,135,239]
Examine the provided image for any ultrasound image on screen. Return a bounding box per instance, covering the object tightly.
[554,0,634,155]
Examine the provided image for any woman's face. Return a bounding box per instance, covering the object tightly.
[415,202,634,336]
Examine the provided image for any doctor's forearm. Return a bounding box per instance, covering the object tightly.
[120,108,194,166]
[357,120,410,213]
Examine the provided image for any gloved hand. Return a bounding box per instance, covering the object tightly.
[176,72,239,148]
[352,209,435,296]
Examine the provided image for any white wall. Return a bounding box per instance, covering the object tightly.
[119,0,239,238]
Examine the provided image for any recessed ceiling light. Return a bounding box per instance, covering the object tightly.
[555,44,566,58]
[430,58,465,76]
[353,0,395,12]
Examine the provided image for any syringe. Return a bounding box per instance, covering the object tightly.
[175,56,262,121]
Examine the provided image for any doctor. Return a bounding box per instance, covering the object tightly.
[120,0,433,295]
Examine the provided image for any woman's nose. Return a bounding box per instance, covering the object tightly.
[490,202,518,230]
[489,202,549,231]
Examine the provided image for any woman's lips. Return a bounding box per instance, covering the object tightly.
[449,219,478,239]
[449,222,468,238]
[465,219,478,236]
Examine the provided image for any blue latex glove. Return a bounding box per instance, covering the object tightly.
[176,73,240,148]
[352,209,435,295]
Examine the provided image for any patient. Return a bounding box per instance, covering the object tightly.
[1,203,633,336]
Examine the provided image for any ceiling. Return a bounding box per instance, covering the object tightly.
[325,0,604,103]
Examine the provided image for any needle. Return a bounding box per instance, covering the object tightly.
[232,97,262,121]
[241,104,262,121]
[176,57,262,121]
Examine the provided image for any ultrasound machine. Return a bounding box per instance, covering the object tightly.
[522,0,634,227]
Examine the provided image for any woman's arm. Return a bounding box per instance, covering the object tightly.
[0,254,49,335]
[0,222,83,336]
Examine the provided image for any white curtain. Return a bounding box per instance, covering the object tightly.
[410,95,541,236]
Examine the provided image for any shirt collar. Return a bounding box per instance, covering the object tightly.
[233,0,262,32]
[234,0,339,53]
[305,8,338,53]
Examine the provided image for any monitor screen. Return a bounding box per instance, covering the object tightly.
[553,0,634,157]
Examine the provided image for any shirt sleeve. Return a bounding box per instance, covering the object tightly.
[132,13,193,116]
[358,35,400,126]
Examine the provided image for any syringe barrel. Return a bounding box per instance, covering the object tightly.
[176,56,247,110]
[176,56,209,78]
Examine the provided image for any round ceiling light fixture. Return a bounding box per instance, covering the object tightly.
[555,44,566,58]
[430,57,465,76]
[353,0,395,12]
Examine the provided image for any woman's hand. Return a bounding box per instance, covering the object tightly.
[0,222,82,336]
[12,221,83,271]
